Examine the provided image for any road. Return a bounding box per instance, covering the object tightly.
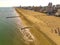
[0,8,27,45]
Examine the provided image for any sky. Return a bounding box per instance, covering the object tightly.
[0,0,60,7]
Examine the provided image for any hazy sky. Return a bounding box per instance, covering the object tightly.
[0,0,60,7]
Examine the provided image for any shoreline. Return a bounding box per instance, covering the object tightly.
[14,8,35,42]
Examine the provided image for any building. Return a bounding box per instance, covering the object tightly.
[46,2,53,15]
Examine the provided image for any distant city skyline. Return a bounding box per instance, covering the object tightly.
[0,0,60,7]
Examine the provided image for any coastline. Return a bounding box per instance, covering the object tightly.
[14,8,35,43]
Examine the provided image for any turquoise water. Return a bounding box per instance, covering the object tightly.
[0,7,26,45]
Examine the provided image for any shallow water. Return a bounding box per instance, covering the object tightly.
[0,7,26,45]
